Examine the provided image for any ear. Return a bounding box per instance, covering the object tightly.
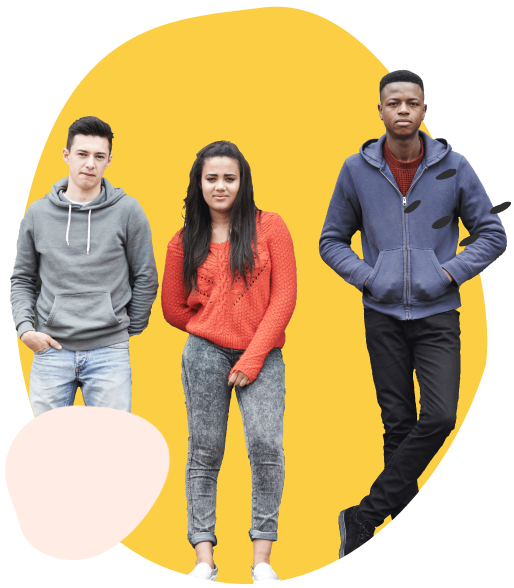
[106,153,113,167]
[63,148,70,164]
[377,103,383,120]
[422,104,427,120]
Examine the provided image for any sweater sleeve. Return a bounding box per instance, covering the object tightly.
[10,206,39,338]
[161,232,197,332]
[319,162,374,292]
[229,215,297,383]
[441,156,507,286]
[124,200,159,335]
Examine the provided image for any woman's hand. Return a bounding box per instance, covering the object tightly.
[228,371,251,387]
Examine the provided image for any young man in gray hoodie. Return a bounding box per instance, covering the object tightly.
[11,116,159,416]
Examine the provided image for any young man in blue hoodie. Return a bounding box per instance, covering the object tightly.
[319,71,507,557]
[10,116,159,416]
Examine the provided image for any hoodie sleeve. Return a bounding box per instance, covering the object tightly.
[124,200,159,335]
[10,206,39,338]
[161,232,197,332]
[229,214,297,383]
[441,157,507,286]
[319,162,374,291]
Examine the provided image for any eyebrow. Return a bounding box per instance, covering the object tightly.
[75,149,109,155]
[205,173,237,176]
[386,97,421,102]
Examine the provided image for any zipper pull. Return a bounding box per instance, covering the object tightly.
[403,196,407,207]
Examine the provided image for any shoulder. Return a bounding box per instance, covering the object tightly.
[27,197,52,214]
[168,229,184,250]
[344,153,362,168]
[258,211,293,243]
[258,210,289,232]
[120,194,144,213]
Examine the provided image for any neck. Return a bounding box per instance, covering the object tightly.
[210,208,232,229]
[65,176,103,203]
[385,131,421,162]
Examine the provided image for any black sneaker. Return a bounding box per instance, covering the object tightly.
[338,506,375,558]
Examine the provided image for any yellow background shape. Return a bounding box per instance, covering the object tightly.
[17,8,486,584]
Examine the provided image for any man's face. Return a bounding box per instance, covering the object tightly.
[378,82,427,138]
[63,135,112,189]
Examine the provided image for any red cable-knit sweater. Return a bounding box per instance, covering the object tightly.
[161,211,297,383]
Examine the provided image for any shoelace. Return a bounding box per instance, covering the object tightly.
[356,523,374,548]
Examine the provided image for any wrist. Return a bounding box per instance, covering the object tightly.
[20,329,35,341]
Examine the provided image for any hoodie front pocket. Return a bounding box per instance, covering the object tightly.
[45,293,121,330]
[365,248,404,304]
[409,249,451,303]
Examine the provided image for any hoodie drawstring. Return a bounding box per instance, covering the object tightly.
[65,205,92,254]
[66,205,72,246]
[87,210,92,255]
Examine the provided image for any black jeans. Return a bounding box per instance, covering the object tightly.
[359,308,461,527]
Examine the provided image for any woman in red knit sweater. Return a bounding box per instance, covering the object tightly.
[161,141,297,582]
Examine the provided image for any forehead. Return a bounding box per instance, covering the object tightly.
[381,82,424,101]
[69,134,110,153]
[202,156,239,175]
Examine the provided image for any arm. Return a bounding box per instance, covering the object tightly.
[10,207,40,338]
[229,215,297,383]
[442,157,507,286]
[319,162,373,292]
[161,234,197,332]
[124,200,159,336]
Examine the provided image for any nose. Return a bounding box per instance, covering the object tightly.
[85,155,95,169]
[215,178,226,192]
[399,101,410,114]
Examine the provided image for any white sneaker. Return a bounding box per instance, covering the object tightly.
[251,563,280,582]
[188,562,218,581]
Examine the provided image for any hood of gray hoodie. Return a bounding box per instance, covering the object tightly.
[45,177,127,255]
[47,176,127,210]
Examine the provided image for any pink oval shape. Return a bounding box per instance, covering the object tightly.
[5,407,169,559]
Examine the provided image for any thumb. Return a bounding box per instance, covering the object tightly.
[48,337,63,350]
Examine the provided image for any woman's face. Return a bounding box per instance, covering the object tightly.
[201,157,240,216]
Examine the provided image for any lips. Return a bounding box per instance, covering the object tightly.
[81,172,95,178]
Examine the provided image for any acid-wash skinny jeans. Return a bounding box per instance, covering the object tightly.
[181,334,286,547]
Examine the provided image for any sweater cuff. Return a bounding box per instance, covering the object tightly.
[229,361,260,385]
[350,263,374,293]
[18,322,35,339]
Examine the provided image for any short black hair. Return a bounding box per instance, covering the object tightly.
[380,70,424,99]
[67,116,113,152]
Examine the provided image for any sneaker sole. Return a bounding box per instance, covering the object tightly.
[338,510,346,559]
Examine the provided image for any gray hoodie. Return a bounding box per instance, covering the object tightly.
[11,177,159,350]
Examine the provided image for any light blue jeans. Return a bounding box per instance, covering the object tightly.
[29,341,132,416]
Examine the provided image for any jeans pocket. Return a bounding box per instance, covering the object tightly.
[35,345,53,355]
[366,248,404,304]
[106,341,129,350]
[409,249,451,303]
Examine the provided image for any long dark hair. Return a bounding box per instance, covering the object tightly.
[181,141,260,296]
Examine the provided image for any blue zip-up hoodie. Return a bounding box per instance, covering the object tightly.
[319,131,507,320]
